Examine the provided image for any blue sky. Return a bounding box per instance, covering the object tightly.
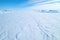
[0,0,50,9]
[0,0,29,9]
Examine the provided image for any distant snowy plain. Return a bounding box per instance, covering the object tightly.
[0,1,60,40]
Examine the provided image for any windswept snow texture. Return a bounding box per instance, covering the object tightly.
[0,0,60,40]
[0,9,60,40]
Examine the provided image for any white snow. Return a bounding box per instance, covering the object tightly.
[0,0,60,40]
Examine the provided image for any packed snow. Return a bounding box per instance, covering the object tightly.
[0,1,60,40]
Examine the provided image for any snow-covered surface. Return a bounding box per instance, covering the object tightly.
[0,1,60,40]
